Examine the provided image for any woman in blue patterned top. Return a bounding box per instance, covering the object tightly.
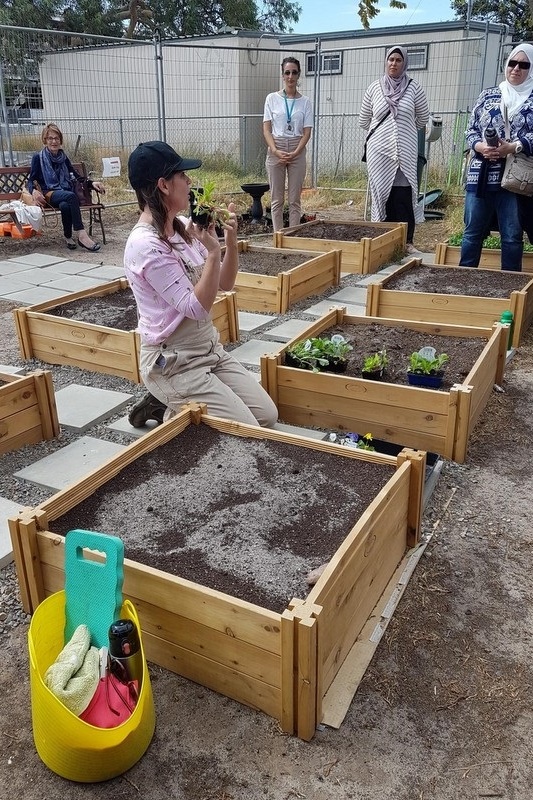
[460,44,533,271]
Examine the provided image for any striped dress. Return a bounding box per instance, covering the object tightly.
[360,79,429,224]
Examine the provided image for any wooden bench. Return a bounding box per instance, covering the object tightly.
[0,161,106,242]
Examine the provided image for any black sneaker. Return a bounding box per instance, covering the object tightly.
[128,392,167,428]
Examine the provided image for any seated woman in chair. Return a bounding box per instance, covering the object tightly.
[27,123,105,251]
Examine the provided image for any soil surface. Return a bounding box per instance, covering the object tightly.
[48,425,394,613]
[1,204,533,799]
[289,322,486,390]
[385,263,531,298]
[237,249,310,275]
[285,222,395,240]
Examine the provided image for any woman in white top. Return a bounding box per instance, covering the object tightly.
[360,46,429,253]
[263,57,313,231]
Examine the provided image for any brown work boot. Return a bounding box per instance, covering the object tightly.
[128,392,166,428]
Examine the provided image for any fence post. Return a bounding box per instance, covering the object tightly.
[0,58,15,166]
[154,30,166,142]
[311,38,321,188]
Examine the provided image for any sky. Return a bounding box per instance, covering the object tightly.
[291,0,456,35]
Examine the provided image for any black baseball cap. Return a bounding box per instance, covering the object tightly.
[128,141,202,190]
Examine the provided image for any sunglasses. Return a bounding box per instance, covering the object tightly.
[283,70,299,76]
[508,59,531,70]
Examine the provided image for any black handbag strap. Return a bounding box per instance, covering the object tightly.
[364,109,391,146]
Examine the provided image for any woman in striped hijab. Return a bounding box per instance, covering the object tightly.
[360,46,429,254]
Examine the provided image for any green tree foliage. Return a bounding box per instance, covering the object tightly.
[357,0,407,30]
[450,0,533,41]
[0,0,301,37]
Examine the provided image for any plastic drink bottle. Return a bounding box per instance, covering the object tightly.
[108,619,144,688]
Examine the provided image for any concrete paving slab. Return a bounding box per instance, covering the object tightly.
[9,267,70,286]
[0,260,50,277]
[41,259,101,275]
[301,300,347,317]
[43,274,110,293]
[355,273,389,286]
[0,496,28,568]
[107,415,160,438]
[14,436,126,492]
[401,251,435,265]
[238,312,275,333]
[0,275,35,296]
[344,304,366,317]
[0,364,25,375]
[273,422,326,441]
[329,286,368,305]
[377,263,402,275]
[55,384,133,431]
[8,254,67,267]
[229,338,283,367]
[81,265,125,281]
[0,284,75,304]
[261,318,312,342]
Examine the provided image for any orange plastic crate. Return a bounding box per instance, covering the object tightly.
[0,221,13,236]
[10,223,34,239]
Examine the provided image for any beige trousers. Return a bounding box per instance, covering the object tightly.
[139,317,278,427]
[266,136,307,231]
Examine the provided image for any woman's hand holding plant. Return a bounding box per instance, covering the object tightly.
[221,202,238,245]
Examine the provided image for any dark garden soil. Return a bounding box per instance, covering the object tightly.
[385,263,531,298]
[292,322,487,390]
[285,222,395,240]
[48,287,139,329]
[46,250,312,326]
[48,424,394,613]
[237,249,309,275]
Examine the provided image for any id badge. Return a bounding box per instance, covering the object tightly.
[285,122,293,134]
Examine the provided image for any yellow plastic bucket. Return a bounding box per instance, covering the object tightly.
[28,591,156,782]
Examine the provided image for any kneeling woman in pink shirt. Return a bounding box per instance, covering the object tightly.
[124,141,278,428]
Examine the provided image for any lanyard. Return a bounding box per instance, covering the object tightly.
[283,91,296,124]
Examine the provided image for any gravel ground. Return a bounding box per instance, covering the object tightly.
[4,211,533,799]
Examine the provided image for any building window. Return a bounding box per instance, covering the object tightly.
[306,51,343,76]
[402,45,428,70]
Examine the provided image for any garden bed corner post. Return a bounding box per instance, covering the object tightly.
[396,449,426,548]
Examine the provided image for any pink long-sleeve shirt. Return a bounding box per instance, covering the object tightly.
[124,220,213,345]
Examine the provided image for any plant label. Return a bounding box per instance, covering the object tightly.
[418,346,436,360]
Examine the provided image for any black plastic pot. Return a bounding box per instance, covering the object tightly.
[189,188,212,228]
[323,358,348,374]
[407,371,444,389]
[361,368,384,381]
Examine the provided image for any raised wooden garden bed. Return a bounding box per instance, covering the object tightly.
[366,259,533,349]
[9,404,425,741]
[12,278,239,383]
[434,242,533,273]
[0,369,59,455]
[260,308,508,463]
[233,240,341,313]
[273,219,407,274]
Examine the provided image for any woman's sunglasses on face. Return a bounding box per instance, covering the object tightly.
[283,70,299,76]
[508,60,531,70]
